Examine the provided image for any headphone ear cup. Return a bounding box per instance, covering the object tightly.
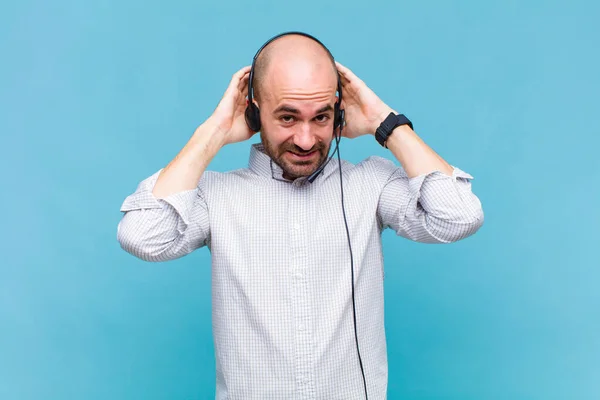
[245,103,261,132]
[333,103,345,130]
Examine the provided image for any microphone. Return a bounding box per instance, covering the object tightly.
[307,136,340,183]
[307,118,344,183]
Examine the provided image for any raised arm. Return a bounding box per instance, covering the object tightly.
[152,65,254,198]
[117,66,256,261]
[336,61,484,243]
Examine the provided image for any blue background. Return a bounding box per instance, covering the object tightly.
[2,0,599,398]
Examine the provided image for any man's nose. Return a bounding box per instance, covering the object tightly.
[292,123,317,151]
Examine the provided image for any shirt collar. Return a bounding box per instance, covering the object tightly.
[248,142,338,185]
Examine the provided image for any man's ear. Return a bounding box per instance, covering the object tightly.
[246,98,261,110]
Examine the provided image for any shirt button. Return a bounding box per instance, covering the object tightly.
[294,223,300,230]
[298,324,305,331]
[295,271,303,279]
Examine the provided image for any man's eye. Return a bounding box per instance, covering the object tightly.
[280,115,295,123]
[315,115,329,122]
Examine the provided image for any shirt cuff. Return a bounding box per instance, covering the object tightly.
[407,166,473,197]
[451,166,474,181]
[407,166,481,225]
[120,169,202,228]
[120,170,163,211]
[161,189,202,228]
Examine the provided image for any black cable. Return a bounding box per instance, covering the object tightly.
[334,132,369,400]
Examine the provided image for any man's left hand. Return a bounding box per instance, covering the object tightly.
[335,61,396,139]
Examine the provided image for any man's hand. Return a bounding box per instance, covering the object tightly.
[336,61,454,178]
[153,66,255,198]
[210,65,256,146]
[335,61,396,139]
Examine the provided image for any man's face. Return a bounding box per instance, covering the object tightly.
[257,60,338,180]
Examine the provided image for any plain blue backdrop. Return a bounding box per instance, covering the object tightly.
[1,0,599,399]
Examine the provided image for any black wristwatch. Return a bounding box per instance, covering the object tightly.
[375,112,413,148]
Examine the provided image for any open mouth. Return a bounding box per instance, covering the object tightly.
[288,151,317,161]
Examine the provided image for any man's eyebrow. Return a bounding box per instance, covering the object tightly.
[273,105,300,114]
[273,104,334,115]
[316,104,334,114]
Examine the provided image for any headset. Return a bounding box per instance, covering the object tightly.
[245,31,346,183]
[245,31,369,399]
[245,32,344,135]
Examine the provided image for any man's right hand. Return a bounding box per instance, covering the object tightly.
[152,66,255,199]
[210,65,256,146]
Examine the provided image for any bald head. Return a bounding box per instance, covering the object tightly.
[252,34,338,103]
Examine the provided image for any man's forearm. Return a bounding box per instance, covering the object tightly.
[152,117,226,199]
[383,123,453,179]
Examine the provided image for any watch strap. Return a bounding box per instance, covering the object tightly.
[375,112,413,148]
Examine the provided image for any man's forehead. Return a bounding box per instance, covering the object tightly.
[265,83,337,107]
[262,62,337,101]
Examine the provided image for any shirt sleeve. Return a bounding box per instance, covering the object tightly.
[116,169,211,261]
[375,158,484,243]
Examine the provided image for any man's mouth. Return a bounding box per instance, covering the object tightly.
[287,151,317,161]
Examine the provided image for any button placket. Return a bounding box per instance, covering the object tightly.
[289,184,316,398]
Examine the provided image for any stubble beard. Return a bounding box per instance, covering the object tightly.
[261,133,330,180]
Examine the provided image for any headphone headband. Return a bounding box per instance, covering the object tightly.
[248,31,337,101]
[251,31,334,61]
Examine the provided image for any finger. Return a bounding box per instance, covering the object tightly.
[335,61,349,76]
[237,72,250,93]
[337,68,352,87]
[339,72,351,86]
[228,66,251,89]
[241,78,249,99]
[339,74,353,95]
[234,65,252,77]
[336,61,363,85]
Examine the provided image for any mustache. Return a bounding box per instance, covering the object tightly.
[280,141,327,155]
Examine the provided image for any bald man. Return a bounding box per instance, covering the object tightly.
[118,32,484,399]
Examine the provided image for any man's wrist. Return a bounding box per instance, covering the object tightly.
[374,111,414,148]
[196,116,229,149]
[370,105,397,135]
[383,124,412,148]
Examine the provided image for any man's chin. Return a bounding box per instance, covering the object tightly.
[280,160,321,180]
[282,166,316,179]
[268,147,328,180]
